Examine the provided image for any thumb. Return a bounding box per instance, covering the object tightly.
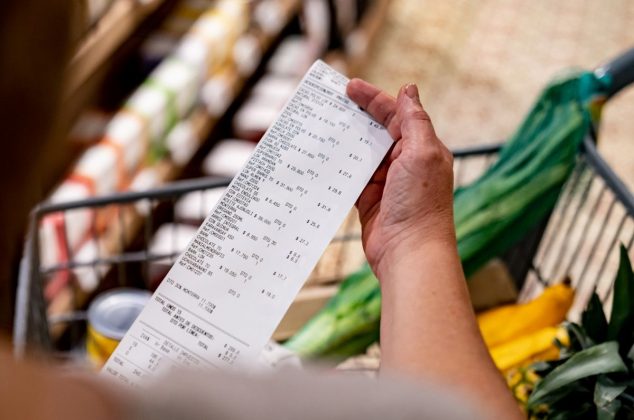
[398,84,436,143]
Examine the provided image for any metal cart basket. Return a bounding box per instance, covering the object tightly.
[13,53,634,361]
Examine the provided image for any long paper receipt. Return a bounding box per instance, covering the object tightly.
[102,60,393,386]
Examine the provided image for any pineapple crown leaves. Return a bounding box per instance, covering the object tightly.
[528,244,634,419]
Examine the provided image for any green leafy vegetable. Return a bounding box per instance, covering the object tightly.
[528,342,627,409]
[527,246,634,418]
[607,245,634,350]
[582,292,608,344]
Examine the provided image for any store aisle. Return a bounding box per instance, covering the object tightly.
[361,0,634,189]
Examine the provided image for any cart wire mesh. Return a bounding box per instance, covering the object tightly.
[13,137,634,359]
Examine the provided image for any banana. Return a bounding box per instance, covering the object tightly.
[490,326,568,372]
[477,281,574,348]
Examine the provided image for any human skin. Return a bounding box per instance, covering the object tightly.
[346,78,522,418]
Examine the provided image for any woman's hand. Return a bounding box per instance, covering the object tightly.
[347,79,523,419]
[346,79,455,280]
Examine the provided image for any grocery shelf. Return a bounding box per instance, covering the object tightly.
[64,0,170,99]
[45,0,302,328]
[345,0,391,77]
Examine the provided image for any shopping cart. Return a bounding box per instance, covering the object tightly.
[13,50,634,361]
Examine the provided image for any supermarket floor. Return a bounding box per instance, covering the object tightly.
[360,0,634,190]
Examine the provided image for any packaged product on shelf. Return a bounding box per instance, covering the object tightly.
[232,33,263,76]
[251,74,297,106]
[233,95,283,140]
[139,0,212,69]
[103,112,148,178]
[147,223,198,289]
[122,62,192,164]
[39,182,93,270]
[124,86,171,158]
[128,167,164,215]
[71,143,122,195]
[42,232,103,301]
[186,1,248,72]
[302,0,331,53]
[253,0,286,34]
[175,187,226,224]
[39,142,129,297]
[202,138,256,177]
[69,238,109,294]
[151,58,200,117]
[267,35,321,77]
[201,66,239,116]
[166,119,199,166]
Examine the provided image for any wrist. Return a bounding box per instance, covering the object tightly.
[374,221,458,281]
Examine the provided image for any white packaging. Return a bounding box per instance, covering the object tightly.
[251,75,297,106]
[73,144,119,195]
[128,167,163,215]
[104,112,146,172]
[253,0,284,34]
[267,36,320,77]
[233,34,262,76]
[191,14,230,70]
[175,34,211,81]
[201,72,234,117]
[175,187,227,223]
[72,239,108,293]
[151,59,199,117]
[216,0,249,34]
[233,97,281,139]
[125,85,169,143]
[202,139,256,177]
[149,223,198,260]
[39,182,93,269]
[166,120,199,166]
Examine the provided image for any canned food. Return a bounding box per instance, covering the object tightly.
[86,288,151,367]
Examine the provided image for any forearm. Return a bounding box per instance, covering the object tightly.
[377,236,522,418]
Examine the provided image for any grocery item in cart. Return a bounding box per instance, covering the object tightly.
[86,288,151,367]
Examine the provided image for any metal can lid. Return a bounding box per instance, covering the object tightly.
[87,288,151,340]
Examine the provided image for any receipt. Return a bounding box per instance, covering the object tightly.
[102,60,393,386]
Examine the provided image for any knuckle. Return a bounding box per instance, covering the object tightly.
[420,146,444,163]
[405,108,431,122]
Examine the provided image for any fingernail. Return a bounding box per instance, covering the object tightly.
[405,83,419,99]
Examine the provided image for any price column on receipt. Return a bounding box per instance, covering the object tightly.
[102,60,393,386]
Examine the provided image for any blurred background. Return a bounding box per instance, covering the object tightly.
[5,0,634,383]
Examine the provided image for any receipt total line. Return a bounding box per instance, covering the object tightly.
[157,292,251,348]
[138,320,220,370]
